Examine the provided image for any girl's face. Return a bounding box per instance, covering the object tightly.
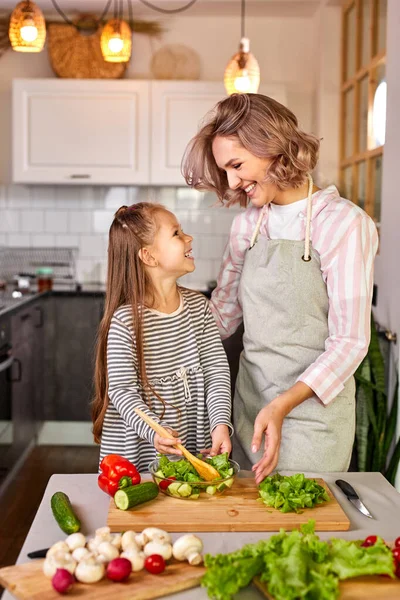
[212,135,277,208]
[150,210,194,278]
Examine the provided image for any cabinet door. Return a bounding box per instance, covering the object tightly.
[150,81,226,185]
[13,79,150,185]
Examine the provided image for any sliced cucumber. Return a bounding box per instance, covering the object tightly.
[114,482,159,510]
[206,485,217,495]
[177,483,192,497]
[167,482,183,497]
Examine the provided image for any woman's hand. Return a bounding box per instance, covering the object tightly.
[251,382,314,484]
[154,427,183,456]
[200,424,232,457]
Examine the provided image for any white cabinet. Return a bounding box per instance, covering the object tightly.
[12,79,150,185]
[150,81,226,185]
[12,79,287,186]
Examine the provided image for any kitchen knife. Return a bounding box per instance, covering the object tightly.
[335,479,374,519]
[27,548,49,559]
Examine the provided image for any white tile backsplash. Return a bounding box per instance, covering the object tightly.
[0,185,241,287]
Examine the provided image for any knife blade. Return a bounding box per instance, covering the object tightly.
[27,548,50,559]
[335,479,374,519]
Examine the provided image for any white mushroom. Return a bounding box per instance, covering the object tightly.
[46,541,69,557]
[65,532,87,551]
[72,547,91,562]
[144,540,172,561]
[120,547,145,572]
[87,526,113,553]
[139,527,171,546]
[43,551,77,578]
[111,533,122,549]
[96,541,120,564]
[75,556,105,583]
[172,534,203,565]
[121,530,139,551]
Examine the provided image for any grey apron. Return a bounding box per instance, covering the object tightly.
[233,175,355,472]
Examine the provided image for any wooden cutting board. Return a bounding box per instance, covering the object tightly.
[0,559,206,600]
[107,477,350,532]
[254,574,400,599]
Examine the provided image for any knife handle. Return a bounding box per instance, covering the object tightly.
[27,548,49,559]
[335,479,359,499]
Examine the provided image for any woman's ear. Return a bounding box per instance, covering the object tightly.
[138,247,158,267]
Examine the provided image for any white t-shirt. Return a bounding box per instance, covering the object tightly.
[268,198,308,240]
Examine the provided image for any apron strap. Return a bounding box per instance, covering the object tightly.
[249,173,314,261]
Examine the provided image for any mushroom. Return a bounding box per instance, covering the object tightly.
[120,547,146,572]
[111,533,122,549]
[137,527,171,546]
[121,530,139,551]
[172,534,203,565]
[96,541,120,564]
[65,532,87,551]
[72,547,91,562]
[46,541,69,557]
[43,550,77,578]
[144,540,172,561]
[87,527,113,554]
[74,556,105,583]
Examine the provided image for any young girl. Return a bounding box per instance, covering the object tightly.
[92,202,233,472]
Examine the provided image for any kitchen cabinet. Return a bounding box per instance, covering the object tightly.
[12,79,150,185]
[12,79,287,186]
[43,295,104,421]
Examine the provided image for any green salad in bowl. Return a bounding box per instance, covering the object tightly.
[149,452,240,500]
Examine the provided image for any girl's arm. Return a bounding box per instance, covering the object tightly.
[298,212,379,404]
[199,300,233,438]
[107,314,180,453]
[210,209,257,339]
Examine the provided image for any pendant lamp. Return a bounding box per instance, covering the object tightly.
[101,0,132,63]
[224,0,260,95]
[9,0,46,53]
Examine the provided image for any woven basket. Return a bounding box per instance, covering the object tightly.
[47,23,126,79]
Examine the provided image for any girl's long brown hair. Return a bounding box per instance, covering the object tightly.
[92,202,166,443]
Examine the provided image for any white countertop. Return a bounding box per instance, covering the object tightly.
[2,471,400,599]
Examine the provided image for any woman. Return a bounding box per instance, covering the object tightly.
[182,93,378,483]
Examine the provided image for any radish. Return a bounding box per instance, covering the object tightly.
[52,568,75,594]
[106,557,132,582]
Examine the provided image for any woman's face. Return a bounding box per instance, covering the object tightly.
[212,135,277,208]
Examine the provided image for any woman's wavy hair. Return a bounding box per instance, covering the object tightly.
[92,202,167,443]
[181,93,320,207]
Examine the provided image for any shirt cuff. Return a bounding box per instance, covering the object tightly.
[210,421,234,437]
[298,364,345,405]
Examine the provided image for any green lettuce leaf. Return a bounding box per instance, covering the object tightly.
[328,536,395,579]
[258,473,330,513]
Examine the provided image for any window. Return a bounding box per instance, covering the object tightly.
[340,0,387,227]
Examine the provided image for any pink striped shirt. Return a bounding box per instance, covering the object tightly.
[210,185,379,405]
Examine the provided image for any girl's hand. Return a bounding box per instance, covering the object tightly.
[251,401,285,484]
[200,424,232,457]
[154,427,183,456]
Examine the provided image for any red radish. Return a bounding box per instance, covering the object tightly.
[393,548,400,565]
[144,554,166,574]
[395,537,400,548]
[51,568,74,594]
[159,477,176,491]
[361,535,377,547]
[396,564,400,579]
[106,557,132,582]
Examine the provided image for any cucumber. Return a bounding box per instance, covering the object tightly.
[167,482,182,497]
[114,482,159,510]
[51,491,81,534]
[177,483,192,497]
[206,485,217,495]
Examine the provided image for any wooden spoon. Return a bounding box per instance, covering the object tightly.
[134,407,220,481]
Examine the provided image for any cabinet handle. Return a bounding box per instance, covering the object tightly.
[7,358,22,382]
[69,174,91,179]
[20,312,31,322]
[0,354,14,374]
[35,305,43,328]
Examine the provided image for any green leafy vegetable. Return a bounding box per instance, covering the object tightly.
[258,473,330,513]
[201,520,395,600]
[157,452,231,482]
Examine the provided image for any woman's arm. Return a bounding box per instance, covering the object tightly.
[210,210,257,338]
[107,314,181,454]
[298,211,379,404]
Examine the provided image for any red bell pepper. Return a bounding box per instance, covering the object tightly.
[98,454,140,497]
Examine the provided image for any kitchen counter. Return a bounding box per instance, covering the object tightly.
[2,471,400,600]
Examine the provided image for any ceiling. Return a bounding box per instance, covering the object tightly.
[0,0,340,19]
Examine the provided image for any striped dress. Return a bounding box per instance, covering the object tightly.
[99,287,233,471]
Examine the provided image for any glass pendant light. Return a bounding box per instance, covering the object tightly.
[9,0,46,52]
[224,0,260,95]
[101,0,132,63]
